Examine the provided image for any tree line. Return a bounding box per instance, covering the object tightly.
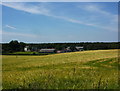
[1,40,119,54]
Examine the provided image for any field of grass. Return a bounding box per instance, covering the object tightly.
[4,51,54,55]
[2,49,119,89]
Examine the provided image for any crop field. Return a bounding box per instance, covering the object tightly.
[2,49,120,89]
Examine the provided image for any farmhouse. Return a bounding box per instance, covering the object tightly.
[39,49,55,53]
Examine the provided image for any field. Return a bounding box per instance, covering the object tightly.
[2,49,119,89]
[3,51,55,55]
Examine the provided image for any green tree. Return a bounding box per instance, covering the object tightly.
[9,40,20,52]
[19,42,26,51]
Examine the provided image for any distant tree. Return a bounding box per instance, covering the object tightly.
[9,40,20,52]
[19,42,26,51]
[55,45,64,50]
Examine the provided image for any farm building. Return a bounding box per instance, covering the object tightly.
[57,47,72,53]
[75,46,84,51]
[39,49,56,53]
[57,50,62,53]
[57,50,68,53]
[24,46,30,52]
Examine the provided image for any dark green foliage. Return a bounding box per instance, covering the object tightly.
[19,42,26,51]
[9,40,20,52]
[19,42,119,51]
[2,40,119,54]
[2,40,26,53]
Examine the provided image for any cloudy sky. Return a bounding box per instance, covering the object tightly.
[1,2,118,43]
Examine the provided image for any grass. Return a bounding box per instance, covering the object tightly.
[7,51,55,56]
[2,49,119,89]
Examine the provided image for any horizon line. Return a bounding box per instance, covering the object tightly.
[0,41,119,44]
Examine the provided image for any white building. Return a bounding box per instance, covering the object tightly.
[24,46,30,52]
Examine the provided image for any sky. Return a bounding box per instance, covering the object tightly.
[2,0,120,2]
[1,2,118,43]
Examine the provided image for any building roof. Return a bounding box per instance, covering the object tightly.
[40,49,55,52]
[76,46,84,49]
[40,49,55,51]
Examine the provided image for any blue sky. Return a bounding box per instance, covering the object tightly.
[1,2,118,43]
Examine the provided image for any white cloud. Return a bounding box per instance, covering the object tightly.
[2,30,40,42]
[2,30,56,43]
[77,4,118,31]
[78,4,116,18]
[1,2,118,32]
[2,2,50,15]
[5,25,16,29]
[2,30,38,38]
[78,4,118,22]
[79,4,108,14]
[2,2,89,23]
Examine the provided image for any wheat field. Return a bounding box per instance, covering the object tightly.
[2,49,119,89]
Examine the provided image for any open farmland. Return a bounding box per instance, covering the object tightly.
[2,49,119,89]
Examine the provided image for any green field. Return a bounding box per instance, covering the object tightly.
[2,49,119,89]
